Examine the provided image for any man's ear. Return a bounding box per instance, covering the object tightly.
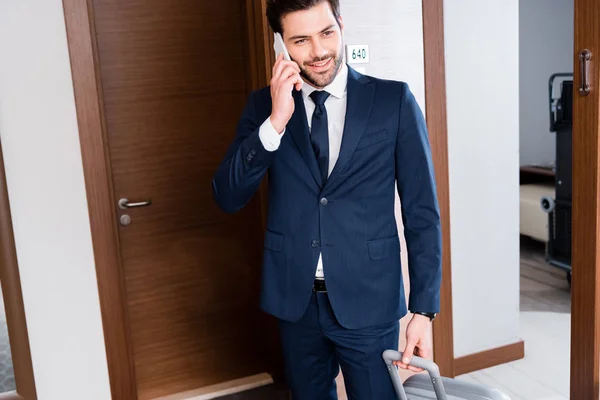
[338,16,344,33]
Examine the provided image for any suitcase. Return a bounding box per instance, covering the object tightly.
[382,350,512,400]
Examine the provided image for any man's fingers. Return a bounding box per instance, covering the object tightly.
[293,73,304,90]
[273,59,288,80]
[408,364,423,372]
[408,344,429,372]
[394,360,423,372]
[393,361,409,370]
[419,346,431,360]
[272,66,299,91]
[282,72,302,91]
[272,53,284,77]
[278,65,299,82]
[273,60,300,81]
[402,341,416,366]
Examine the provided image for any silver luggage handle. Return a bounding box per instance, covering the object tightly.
[382,350,448,400]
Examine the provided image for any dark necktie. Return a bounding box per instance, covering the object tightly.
[309,90,331,184]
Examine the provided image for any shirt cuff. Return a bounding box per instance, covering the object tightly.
[258,117,285,152]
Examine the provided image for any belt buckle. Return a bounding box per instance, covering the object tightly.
[313,279,326,292]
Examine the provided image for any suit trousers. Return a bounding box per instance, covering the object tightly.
[279,290,399,400]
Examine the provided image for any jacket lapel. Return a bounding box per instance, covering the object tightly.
[325,67,375,190]
[288,89,323,187]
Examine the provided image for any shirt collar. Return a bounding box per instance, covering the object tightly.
[302,63,348,101]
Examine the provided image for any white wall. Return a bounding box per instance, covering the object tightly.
[341,0,426,111]
[444,1,522,357]
[519,0,574,166]
[0,1,111,399]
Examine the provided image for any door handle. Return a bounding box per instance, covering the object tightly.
[118,198,152,210]
[579,49,591,96]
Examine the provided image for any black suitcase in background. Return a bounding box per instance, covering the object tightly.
[543,74,573,282]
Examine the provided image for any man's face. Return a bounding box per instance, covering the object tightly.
[281,2,344,89]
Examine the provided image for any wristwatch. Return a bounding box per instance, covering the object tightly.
[411,311,436,321]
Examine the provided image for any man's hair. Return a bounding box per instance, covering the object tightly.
[266,0,341,34]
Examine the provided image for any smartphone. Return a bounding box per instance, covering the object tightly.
[273,33,291,61]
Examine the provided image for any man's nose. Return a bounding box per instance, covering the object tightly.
[310,39,328,59]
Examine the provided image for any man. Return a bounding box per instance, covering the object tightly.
[212,0,442,398]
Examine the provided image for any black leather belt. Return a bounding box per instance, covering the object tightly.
[313,279,327,292]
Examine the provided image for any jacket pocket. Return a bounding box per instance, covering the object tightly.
[264,230,284,252]
[367,235,400,260]
[355,129,390,151]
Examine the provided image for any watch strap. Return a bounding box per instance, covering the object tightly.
[412,311,436,321]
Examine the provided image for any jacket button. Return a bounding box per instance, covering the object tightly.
[245,149,256,162]
[320,197,328,206]
[311,240,320,248]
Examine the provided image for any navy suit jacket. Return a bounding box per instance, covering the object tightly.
[212,66,442,329]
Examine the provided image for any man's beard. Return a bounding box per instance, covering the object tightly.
[298,46,344,88]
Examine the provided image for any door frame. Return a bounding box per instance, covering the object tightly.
[421,1,455,377]
[62,0,138,397]
[422,1,525,378]
[570,0,600,397]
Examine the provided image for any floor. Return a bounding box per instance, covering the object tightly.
[218,384,289,400]
[0,287,15,394]
[221,236,571,400]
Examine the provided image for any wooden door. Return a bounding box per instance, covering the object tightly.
[88,1,273,398]
[570,0,600,398]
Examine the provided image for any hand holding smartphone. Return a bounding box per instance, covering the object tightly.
[269,33,302,133]
[274,33,291,61]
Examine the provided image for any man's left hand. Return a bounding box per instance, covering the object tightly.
[393,313,432,372]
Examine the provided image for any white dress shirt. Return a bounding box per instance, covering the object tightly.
[258,63,349,279]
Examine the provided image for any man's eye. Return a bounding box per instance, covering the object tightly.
[323,31,334,36]
[295,39,307,44]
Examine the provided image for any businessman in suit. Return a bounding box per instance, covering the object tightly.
[212,0,442,398]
